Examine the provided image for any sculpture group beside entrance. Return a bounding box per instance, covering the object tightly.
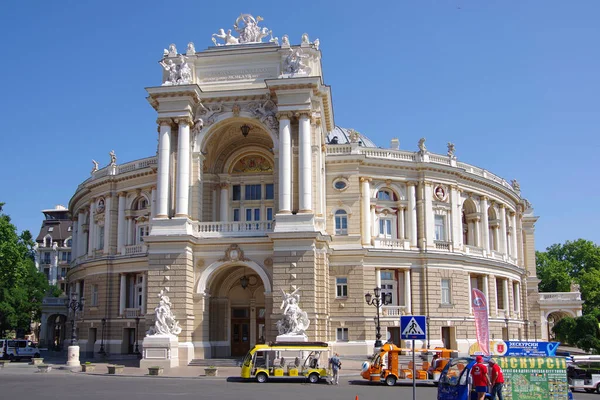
[141,289,182,369]
[276,288,310,337]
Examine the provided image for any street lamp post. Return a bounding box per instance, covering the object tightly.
[504,312,509,341]
[524,319,529,341]
[134,317,141,357]
[365,287,392,348]
[66,293,84,368]
[99,318,106,355]
[533,320,538,341]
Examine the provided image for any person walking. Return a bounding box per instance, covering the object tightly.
[471,355,490,400]
[489,358,505,400]
[329,352,342,385]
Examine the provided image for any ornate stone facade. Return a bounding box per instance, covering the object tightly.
[65,15,582,363]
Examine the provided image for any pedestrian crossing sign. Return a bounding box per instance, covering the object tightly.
[400,315,427,340]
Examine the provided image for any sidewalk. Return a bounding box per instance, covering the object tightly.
[1,357,365,379]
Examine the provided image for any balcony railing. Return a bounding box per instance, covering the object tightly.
[122,244,148,255]
[124,308,141,318]
[382,305,407,316]
[539,292,582,302]
[195,221,273,237]
[465,245,484,256]
[372,238,410,250]
[434,240,452,251]
[42,297,68,306]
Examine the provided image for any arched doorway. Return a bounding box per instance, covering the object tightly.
[198,260,271,358]
[546,311,574,341]
[46,314,67,351]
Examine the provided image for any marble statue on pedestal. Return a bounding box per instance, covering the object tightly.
[147,290,182,336]
[447,142,456,158]
[283,48,311,76]
[276,288,310,336]
[91,160,99,174]
[418,138,427,154]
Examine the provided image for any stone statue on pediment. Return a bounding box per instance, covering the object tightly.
[212,14,274,46]
[284,48,311,75]
[178,55,192,84]
[163,43,177,58]
[418,138,427,154]
[314,38,320,50]
[447,142,456,158]
[91,160,99,174]
[212,29,239,46]
[186,42,196,55]
[511,179,520,191]
[160,59,178,85]
[281,34,290,48]
[109,150,117,166]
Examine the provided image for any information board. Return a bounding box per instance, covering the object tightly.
[498,356,569,400]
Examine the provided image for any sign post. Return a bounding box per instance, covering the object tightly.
[401,316,427,400]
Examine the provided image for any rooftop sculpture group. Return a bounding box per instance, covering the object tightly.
[212,14,278,46]
[160,54,192,86]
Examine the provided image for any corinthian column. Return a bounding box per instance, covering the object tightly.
[277,113,292,213]
[103,194,112,254]
[407,182,418,248]
[175,118,191,217]
[87,200,96,256]
[156,119,172,218]
[117,192,126,252]
[360,177,371,245]
[298,112,312,212]
[219,183,229,221]
[499,204,507,254]
[480,196,490,253]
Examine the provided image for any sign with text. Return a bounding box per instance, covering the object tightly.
[498,356,569,400]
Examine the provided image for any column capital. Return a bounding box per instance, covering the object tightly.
[156,117,173,126]
[276,111,293,120]
[104,192,113,199]
[480,195,489,202]
[295,111,312,119]
[219,182,229,189]
[406,181,418,187]
[150,185,157,191]
[359,176,372,183]
[423,181,433,187]
[498,203,505,209]
[117,191,127,198]
[174,117,194,126]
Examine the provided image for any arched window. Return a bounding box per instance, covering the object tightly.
[334,210,348,235]
[44,235,52,248]
[377,189,397,201]
[488,207,498,251]
[462,198,478,247]
[65,238,72,247]
[134,197,148,211]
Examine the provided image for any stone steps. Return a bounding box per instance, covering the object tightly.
[188,358,242,367]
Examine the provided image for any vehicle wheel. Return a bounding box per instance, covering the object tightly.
[596,383,600,394]
[385,375,397,386]
[256,372,268,383]
[8,355,14,362]
[584,389,595,393]
[308,373,320,384]
[34,353,40,358]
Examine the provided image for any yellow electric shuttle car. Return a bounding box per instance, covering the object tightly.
[241,341,330,383]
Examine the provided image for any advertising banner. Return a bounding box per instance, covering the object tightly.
[471,288,490,355]
[498,356,569,400]
[491,341,561,357]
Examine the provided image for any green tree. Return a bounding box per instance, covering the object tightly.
[552,316,576,344]
[0,202,49,336]
[536,251,572,292]
[545,239,600,278]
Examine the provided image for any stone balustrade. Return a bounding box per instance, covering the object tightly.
[195,221,273,238]
[382,305,407,317]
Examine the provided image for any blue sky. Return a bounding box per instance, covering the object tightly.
[0,0,598,250]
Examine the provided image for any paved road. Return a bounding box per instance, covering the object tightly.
[0,369,596,400]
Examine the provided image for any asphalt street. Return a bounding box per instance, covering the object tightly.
[0,371,597,400]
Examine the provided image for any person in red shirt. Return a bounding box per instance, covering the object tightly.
[471,355,490,400]
[489,358,504,400]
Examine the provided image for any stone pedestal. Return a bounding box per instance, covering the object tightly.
[276,334,308,342]
[66,345,80,367]
[140,335,179,369]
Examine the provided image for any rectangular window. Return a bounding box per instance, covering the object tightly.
[441,279,451,304]
[232,185,241,201]
[380,271,393,281]
[266,208,273,221]
[265,184,274,200]
[245,184,261,200]
[379,218,392,237]
[233,208,240,222]
[91,284,98,306]
[66,252,71,263]
[254,208,260,221]
[335,212,348,235]
[435,215,445,241]
[336,327,349,341]
[61,252,68,261]
[98,227,104,250]
[246,209,252,221]
[44,253,51,264]
[336,277,348,297]
[496,279,505,309]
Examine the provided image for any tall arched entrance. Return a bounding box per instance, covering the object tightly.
[198,259,272,357]
[45,314,67,350]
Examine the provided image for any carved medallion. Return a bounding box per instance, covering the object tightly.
[434,185,447,202]
[220,244,248,262]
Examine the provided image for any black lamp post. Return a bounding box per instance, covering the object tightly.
[533,320,538,341]
[365,287,392,348]
[524,319,529,341]
[99,318,106,354]
[134,317,141,356]
[504,313,509,341]
[67,294,85,346]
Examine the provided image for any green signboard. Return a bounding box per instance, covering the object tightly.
[497,356,569,400]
